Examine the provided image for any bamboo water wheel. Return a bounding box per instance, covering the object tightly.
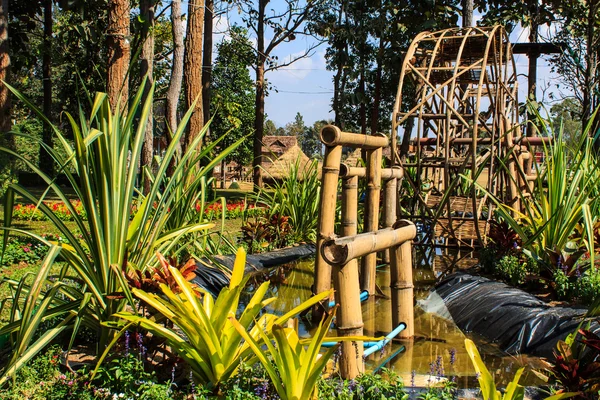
[391,26,520,247]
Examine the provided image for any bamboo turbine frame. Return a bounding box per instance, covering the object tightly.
[390,25,539,247]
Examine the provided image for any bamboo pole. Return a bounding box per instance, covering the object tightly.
[390,220,415,338]
[339,164,404,180]
[382,174,399,263]
[361,144,383,294]
[322,225,417,266]
[321,125,389,149]
[333,174,364,379]
[314,140,343,322]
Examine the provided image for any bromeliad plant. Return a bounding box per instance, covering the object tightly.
[231,306,371,400]
[107,248,333,391]
[0,81,243,383]
[466,339,576,400]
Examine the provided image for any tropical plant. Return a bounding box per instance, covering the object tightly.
[255,158,321,243]
[465,338,526,400]
[466,339,575,400]
[108,248,332,391]
[0,81,243,383]
[478,110,599,276]
[231,306,372,400]
[549,328,600,399]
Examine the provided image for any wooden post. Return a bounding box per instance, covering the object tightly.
[361,141,383,294]
[322,225,417,266]
[333,175,364,379]
[313,134,343,321]
[390,220,415,339]
[382,168,401,263]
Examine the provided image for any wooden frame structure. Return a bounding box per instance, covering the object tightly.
[391,26,523,247]
[314,126,416,379]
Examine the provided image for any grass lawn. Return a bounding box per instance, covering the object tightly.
[0,186,252,325]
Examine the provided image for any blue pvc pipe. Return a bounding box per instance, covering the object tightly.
[328,290,369,308]
[373,345,405,372]
[362,323,407,357]
[321,323,407,352]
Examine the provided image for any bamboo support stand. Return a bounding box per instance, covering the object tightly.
[361,145,383,295]
[332,174,364,378]
[315,124,416,380]
[313,143,343,322]
[390,221,416,339]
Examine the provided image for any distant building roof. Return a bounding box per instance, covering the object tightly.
[262,136,298,160]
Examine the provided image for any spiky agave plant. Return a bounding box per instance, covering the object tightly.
[0,80,243,383]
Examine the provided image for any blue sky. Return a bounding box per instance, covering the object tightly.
[212,4,565,129]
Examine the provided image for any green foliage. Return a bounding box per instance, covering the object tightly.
[256,158,321,243]
[111,248,333,391]
[482,110,599,279]
[0,237,49,267]
[231,306,374,400]
[210,25,255,168]
[0,82,242,383]
[318,369,408,400]
[496,255,537,286]
[92,354,172,399]
[300,119,330,158]
[465,339,526,400]
[0,345,186,400]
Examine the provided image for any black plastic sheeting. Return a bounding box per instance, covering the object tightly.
[434,273,600,358]
[192,244,316,297]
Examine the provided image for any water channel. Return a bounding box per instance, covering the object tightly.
[242,248,550,389]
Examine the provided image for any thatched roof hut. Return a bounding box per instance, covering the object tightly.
[262,144,313,182]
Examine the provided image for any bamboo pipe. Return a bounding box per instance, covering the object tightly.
[390,220,415,339]
[339,164,404,180]
[361,145,383,295]
[382,175,399,263]
[322,224,417,266]
[313,143,343,322]
[333,174,364,379]
[321,125,389,149]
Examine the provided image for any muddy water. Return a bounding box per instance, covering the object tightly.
[244,255,550,388]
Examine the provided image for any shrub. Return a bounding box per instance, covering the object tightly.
[495,254,537,286]
[255,158,320,244]
[0,81,243,383]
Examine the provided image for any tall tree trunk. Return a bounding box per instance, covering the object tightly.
[165,0,184,176]
[332,3,344,127]
[370,37,384,136]
[583,1,598,132]
[202,0,213,126]
[183,0,205,153]
[252,0,267,189]
[462,0,473,27]
[41,0,53,175]
[107,0,131,113]
[0,0,8,133]
[0,0,13,195]
[526,0,539,137]
[140,0,155,194]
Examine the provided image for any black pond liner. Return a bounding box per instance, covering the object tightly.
[192,244,316,297]
[434,272,600,358]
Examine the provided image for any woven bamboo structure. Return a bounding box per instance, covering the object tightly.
[391,26,524,247]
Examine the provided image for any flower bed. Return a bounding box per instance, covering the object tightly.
[12,200,262,223]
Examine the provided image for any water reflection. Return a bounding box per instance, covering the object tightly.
[242,253,549,388]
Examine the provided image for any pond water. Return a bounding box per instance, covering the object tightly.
[242,248,550,388]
